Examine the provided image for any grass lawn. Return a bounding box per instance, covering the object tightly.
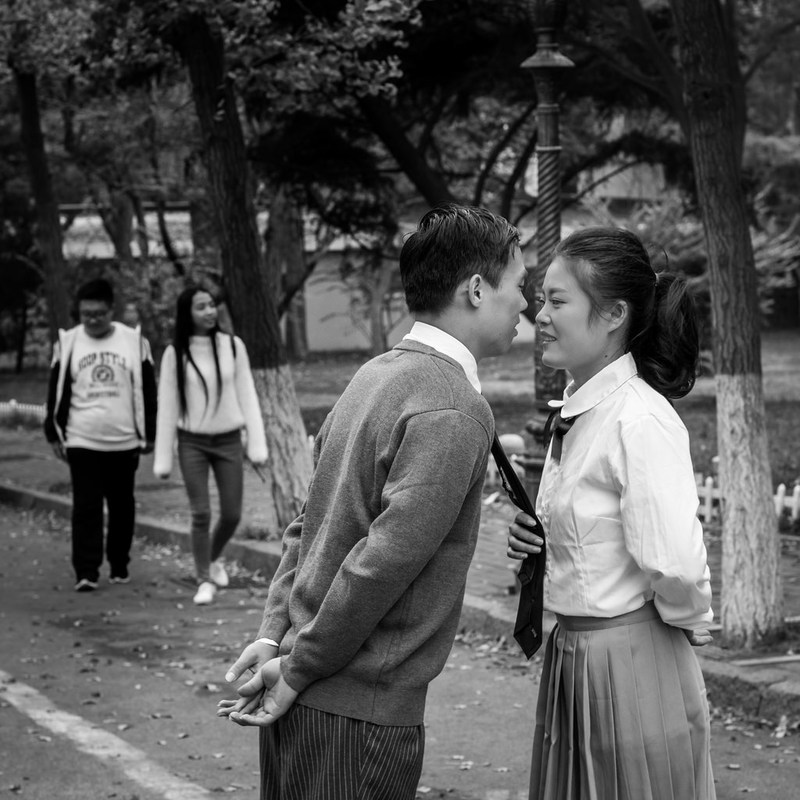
[2,328,799,485]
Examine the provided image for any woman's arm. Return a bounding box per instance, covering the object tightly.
[617,414,714,631]
[153,346,179,477]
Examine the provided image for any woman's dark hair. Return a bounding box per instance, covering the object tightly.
[553,227,699,399]
[173,285,223,416]
[400,204,520,313]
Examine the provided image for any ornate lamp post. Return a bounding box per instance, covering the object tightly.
[523,0,574,409]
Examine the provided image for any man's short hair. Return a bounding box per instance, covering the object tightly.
[400,204,520,313]
[76,278,114,307]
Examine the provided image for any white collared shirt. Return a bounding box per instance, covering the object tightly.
[403,322,481,393]
[537,352,714,629]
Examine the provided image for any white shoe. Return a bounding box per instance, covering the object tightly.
[193,581,216,605]
[209,560,229,587]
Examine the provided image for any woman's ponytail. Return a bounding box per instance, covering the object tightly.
[630,272,699,399]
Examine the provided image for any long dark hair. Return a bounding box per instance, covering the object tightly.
[552,227,699,399]
[173,285,223,416]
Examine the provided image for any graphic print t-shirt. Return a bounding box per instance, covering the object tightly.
[66,325,138,451]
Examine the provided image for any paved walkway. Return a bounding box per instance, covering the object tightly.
[1,426,799,723]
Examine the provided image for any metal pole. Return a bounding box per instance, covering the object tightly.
[523,0,573,406]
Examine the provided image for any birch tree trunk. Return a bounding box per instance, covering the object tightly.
[168,14,313,530]
[670,0,783,647]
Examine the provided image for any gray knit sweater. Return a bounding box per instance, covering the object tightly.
[258,340,494,725]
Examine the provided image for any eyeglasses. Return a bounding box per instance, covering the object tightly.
[79,309,112,320]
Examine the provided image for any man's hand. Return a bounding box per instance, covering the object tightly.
[50,442,67,462]
[224,640,278,685]
[217,694,263,719]
[507,511,543,560]
[141,441,154,455]
[227,658,298,728]
[684,628,713,647]
[217,641,280,723]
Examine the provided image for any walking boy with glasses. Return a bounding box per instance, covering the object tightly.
[44,278,157,591]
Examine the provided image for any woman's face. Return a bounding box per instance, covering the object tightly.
[190,291,218,335]
[535,256,619,389]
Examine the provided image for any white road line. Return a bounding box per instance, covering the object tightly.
[0,669,214,800]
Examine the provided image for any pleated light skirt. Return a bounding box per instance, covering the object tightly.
[529,602,716,800]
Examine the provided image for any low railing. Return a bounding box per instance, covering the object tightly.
[696,473,800,524]
[0,399,46,424]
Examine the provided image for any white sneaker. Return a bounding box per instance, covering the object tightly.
[193,581,216,605]
[209,560,229,587]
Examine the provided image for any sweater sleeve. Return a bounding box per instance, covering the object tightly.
[232,337,268,463]
[153,346,179,476]
[279,409,490,694]
[257,421,326,643]
[257,506,306,643]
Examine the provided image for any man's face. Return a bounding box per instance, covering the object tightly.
[476,246,529,359]
[78,300,113,339]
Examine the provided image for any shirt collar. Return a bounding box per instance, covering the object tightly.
[403,321,481,393]
[548,352,638,418]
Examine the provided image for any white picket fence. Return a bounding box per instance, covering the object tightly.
[0,399,46,424]
[696,473,800,524]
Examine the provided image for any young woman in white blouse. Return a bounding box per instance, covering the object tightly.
[154,286,268,606]
[509,227,715,799]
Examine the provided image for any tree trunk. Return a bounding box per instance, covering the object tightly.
[670,0,783,648]
[264,185,308,360]
[368,255,393,358]
[790,82,800,136]
[97,188,135,318]
[188,193,220,280]
[13,68,70,338]
[100,189,135,266]
[284,295,308,362]
[15,300,28,374]
[251,365,313,530]
[170,14,313,530]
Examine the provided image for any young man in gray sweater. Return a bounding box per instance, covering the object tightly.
[219,204,528,799]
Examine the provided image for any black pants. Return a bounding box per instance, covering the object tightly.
[67,448,140,581]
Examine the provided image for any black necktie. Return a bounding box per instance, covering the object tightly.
[543,409,577,462]
[490,435,546,658]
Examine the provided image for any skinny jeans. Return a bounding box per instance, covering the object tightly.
[177,429,243,584]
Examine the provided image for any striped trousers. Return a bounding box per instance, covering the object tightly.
[259,704,424,800]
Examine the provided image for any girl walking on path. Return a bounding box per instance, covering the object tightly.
[154,286,268,606]
[509,227,716,799]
